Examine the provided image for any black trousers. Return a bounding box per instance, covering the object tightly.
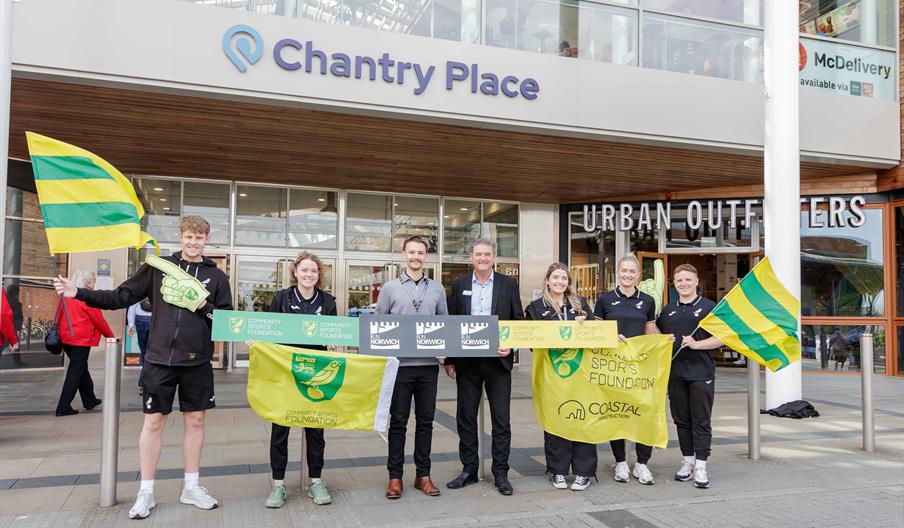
[455,358,511,478]
[56,345,99,413]
[388,365,438,479]
[610,440,653,465]
[270,423,326,480]
[544,431,597,477]
[668,378,715,460]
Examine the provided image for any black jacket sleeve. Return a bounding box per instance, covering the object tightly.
[75,264,153,310]
[593,295,605,320]
[447,276,461,316]
[508,278,525,321]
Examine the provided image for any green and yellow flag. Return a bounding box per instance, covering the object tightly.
[247,342,399,431]
[532,335,673,448]
[25,132,157,253]
[699,257,800,372]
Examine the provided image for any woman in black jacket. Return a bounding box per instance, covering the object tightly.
[263,251,338,509]
[525,262,596,491]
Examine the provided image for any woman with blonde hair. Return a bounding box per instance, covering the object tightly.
[55,269,114,416]
[525,262,597,491]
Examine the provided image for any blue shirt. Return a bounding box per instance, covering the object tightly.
[470,272,494,316]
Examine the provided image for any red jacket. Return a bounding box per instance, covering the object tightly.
[1,290,17,348]
[56,298,114,347]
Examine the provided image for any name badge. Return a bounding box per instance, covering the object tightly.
[463,290,472,296]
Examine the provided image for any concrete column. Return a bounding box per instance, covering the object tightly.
[0,0,13,275]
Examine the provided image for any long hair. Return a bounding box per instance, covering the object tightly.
[290,251,324,289]
[541,262,586,317]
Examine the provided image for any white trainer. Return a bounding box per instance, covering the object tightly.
[675,460,695,482]
[571,476,591,491]
[128,489,156,520]
[632,463,654,485]
[551,474,568,489]
[694,467,710,489]
[180,486,219,510]
[613,461,630,483]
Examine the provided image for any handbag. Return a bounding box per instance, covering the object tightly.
[44,300,64,355]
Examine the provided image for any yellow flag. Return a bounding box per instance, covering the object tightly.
[532,334,672,447]
[248,342,399,431]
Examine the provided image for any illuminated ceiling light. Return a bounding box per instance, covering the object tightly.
[159,198,167,202]
[153,187,164,191]
[459,207,468,211]
[317,198,326,202]
[239,193,247,197]
[162,207,170,211]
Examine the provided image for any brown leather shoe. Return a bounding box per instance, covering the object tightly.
[385,478,403,499]
[414,476,441,496]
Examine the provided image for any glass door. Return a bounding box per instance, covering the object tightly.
[637,251,668,305]
[894,203,903,375]
[233,256,284,367]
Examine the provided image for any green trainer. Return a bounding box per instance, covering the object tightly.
[308,480,332,505]
[265,483,287,508]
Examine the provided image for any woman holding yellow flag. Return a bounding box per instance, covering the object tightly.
[262,252,338,509]
[526,263,597,491]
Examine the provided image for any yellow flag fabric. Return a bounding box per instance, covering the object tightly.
[699,257,800,372]
[248,342,399,431]
[25,132,158,254]
[532,334,672,448]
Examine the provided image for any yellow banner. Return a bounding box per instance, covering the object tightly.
[247,342,399,431]
[532,334,672,447]
[500,320,618,349]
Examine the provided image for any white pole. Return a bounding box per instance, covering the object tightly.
[763,0,802,409]
[100,338,123,507]
[0,0,13,275]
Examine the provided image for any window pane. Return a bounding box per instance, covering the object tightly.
[516,0,567,55]
[436,0,481,43]
[1,279,65,369]
[896,206,903,317]
[346,193,392,252]
[235,185,287,247]
[571,213,616,303]
[135,178,181,243]
[483,202,518,258]
[444,199,481,256]
[183,182,230,245]
[801,324,885,374]
[800,208,884,317]
[289,190,338,249]
[393,196,439,252]
[485,0,517,48]
[5,187,43,220]
[898,326,904,375]
[799,0,896,48]
[342,0,432,37]
[3,219,67,277]
[665,204,757,250]
[643,0,763,26]
[643,14,764,82]
[576,2,638,65]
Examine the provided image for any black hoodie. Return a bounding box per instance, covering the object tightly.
[75,251,233,367]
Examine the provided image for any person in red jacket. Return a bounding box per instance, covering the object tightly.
[1,289,18,354]
[55,269,114,417]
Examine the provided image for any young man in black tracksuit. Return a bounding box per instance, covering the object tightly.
[54,216,233,520]
[656,263,721,489]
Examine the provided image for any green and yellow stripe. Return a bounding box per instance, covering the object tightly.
[700,257,800,372]
[26,132,157,254]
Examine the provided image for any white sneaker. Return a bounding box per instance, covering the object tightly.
[694,467,710,489]
[571,476,591,491]
[632,463,654,485]
[675,460,695,482]
[551,474,568,489]
[128,489,156,520]
[180,486,219,510]
[613,461,630,483]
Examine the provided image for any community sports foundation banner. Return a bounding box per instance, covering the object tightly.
[532,334,673,448]
[247,342,398,432]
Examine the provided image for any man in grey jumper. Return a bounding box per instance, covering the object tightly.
[378,235,448,500]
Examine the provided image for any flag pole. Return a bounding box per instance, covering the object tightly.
[50,254,73,334]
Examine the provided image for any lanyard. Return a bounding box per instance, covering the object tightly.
[401,276,427,312]
[554,300,569,321]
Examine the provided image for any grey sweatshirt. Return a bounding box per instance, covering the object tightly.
[375,271,448,367]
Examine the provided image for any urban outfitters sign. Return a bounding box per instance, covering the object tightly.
[223,24,540,100]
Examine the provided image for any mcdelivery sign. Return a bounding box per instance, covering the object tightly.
[223,24,540,101]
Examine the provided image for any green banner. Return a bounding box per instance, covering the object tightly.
[213,310,358,347]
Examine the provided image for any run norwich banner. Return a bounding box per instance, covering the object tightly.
[532,334,673,448]
[358,314,500,357]
[213,310,358,346]
[247,342,398,432]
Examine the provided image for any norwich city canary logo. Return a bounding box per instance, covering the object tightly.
[228,317,245,335]
[559,326,573,341]
[548,348,583,379]
[499,326,511,341]
[292,353,346,402]
[302,321,318,337]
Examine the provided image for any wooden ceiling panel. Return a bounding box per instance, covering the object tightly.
[8,78,870,203]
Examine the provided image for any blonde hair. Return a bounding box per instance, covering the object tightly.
[291,251,324,289]
[179,215,210,235]
[541,262,586,317]
[71,269,96,288]
[617,253,640,271]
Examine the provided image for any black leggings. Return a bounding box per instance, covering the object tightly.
[270,423,326,480]
[56,345,99,413]
[609,440,653,465]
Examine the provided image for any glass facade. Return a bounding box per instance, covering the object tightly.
[801,324,885,373]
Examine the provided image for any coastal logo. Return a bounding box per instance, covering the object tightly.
[548,348,583,379]
[228,316,246,335]
[460,322,491,350]
[559,326,573,341]
[370,321,401,350]
[292,353,346,402]
[223,24,263,73]
[303,321,318,337]
[557,400,586,421]
[416,322,446,350]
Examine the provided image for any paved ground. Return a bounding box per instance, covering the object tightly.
[0,353,902,527]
